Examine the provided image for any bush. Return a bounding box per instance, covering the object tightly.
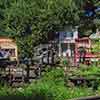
[20,68,94,100]
[0,68,96,99]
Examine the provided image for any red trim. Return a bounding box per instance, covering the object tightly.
[75,37,90,41]
[75,52,100,58]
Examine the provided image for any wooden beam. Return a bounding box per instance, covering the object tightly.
[69,95,100,100]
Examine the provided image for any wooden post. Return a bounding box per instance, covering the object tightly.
[26,64,30,83]
[47,50,50,64]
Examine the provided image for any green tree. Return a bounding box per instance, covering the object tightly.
[0,0,89,58]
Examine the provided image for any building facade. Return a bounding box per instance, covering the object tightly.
[0,37,18,61]
[57,26,97,66]
[75,37,91,64]
[58,27,79,66]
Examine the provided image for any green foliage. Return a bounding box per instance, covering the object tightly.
[91,39,100,53]
[0,68,95,99]
[69,65,100,79]
[0,0,84,58]
[0,84,15,96]
[0,0,99,58]
[20,68,94,100]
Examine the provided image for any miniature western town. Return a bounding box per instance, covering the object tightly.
[0,0,100,100]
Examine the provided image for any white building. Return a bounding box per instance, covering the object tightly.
[58,26,79,57]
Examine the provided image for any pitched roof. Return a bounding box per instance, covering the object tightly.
[89,33,100,39]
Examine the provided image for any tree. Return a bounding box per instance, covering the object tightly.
[78,0,100,37]
[0,0,90,58]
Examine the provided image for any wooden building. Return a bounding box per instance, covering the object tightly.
[0,37,18,61]
[75,37,91,64]
[58,27,79,66]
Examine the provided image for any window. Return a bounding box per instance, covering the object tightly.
[10,49,15,57]
[59,32,73,41]
[2,49,15,57]
[64,32,73,38]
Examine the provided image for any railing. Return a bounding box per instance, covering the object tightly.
[69,95,100,100]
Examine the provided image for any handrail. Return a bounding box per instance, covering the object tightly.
[69,95,100,100]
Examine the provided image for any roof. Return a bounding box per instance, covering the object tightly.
[0,31,14,37]
[0,37,12,39]
[76,37,90,41]
[89,33,100,39]
[0,31,15,42]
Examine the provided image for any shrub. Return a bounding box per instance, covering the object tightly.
[0,68,96,99]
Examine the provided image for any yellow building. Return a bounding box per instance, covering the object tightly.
[0,37,18,61]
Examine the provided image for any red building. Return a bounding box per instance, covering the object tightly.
[74,37,91,65]
[57,26,99,66]
[74,35,100,65]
